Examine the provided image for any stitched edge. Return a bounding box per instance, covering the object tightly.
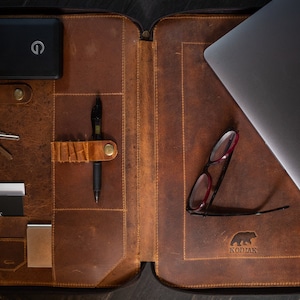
[181,42,300,261]
[52,79,57,283]
[153,40,159,272]
[121,15,127,267]
[136,40,141,263]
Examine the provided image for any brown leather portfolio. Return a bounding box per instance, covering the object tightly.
[0,13,299,289]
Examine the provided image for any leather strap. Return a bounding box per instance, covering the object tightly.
[0,83,32,104]
[51,140,118,163]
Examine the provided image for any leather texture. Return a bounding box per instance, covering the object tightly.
[0,14,140,288]
[51,140,118,162]
[52,14,140,288]
[153,15,300,289]
[0,13,299,289]
[0,83,32,104]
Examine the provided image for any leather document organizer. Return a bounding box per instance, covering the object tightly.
[0,13,299,289]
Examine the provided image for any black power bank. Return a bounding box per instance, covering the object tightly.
[0,18,63,79]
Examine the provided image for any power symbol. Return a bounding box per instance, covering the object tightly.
[31,40,45,55]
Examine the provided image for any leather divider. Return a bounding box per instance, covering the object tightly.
[51,140,118,163]
[0,83,32,104]
[137,40,158,262]
[52,14,141,287]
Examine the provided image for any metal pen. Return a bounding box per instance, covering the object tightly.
[0,131,19,160]
[91,96,102,203]
[0,132,19,140]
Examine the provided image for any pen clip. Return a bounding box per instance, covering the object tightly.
[91,96,102,140]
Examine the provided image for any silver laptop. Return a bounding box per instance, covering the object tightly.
[204,0,300,190]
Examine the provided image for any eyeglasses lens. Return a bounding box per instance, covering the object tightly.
[210,130,237,162]
[189,173,210,210]
[188,130,238,212]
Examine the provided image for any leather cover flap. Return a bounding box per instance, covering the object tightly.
[153,15,300,289]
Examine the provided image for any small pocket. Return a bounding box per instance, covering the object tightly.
[0,217,27,271]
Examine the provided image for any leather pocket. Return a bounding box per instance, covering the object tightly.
[0,217,27,271]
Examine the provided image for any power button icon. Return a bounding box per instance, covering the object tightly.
[31,40,45,55]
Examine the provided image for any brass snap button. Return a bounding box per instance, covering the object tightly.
[14,88,24,101]
[104,143,114,156]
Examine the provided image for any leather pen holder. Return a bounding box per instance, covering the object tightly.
[51,140,118,163]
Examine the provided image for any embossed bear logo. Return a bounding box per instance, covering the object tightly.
[230,231,257,246]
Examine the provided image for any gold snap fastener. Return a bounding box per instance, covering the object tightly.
[14,88,24,101]
[104,143,114,156]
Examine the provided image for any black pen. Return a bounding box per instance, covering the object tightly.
[91,96,102,203]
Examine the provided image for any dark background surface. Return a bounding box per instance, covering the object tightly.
[1,0,300,299]
[0,0,270,33]
[0,263,300,299]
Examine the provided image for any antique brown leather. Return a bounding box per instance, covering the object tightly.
[0,83,32,104]
[51,140,118,162]
[0,13,299,289]
[153,15,300,289]
[0,14,140,287]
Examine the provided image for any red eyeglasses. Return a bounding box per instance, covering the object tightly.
[186,130,289,217]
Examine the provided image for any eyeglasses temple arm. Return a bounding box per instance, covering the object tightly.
[195,205,289,217]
